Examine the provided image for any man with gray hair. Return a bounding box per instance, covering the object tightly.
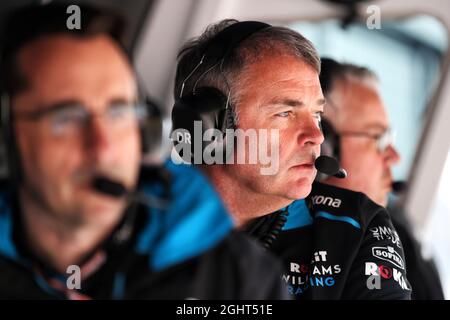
[172,20,411,299]
[319,57,444,299]
[318,58,398,206]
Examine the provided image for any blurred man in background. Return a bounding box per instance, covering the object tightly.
[319,57,444,299]
[0,4,287,299]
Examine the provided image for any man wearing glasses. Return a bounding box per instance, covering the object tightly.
[319,58,399,206]
[319,58,444,299]
[0,5,287,299]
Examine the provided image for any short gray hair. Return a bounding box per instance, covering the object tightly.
[174,19,321,125]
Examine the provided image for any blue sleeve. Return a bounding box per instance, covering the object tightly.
[136,161,234,271]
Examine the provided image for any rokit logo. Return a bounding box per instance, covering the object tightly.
[312,251,328,263]
[372,246,405,269]
[311,195,342,208]
[370,226,402,248]
[365,262,411,291]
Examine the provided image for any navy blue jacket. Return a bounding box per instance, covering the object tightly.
[246,181,411,300]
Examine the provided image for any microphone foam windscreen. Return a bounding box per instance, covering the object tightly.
[314,155,340,176]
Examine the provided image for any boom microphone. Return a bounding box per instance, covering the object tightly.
[314,155,347,179]
[92,177,128,197]
[392,181,407,193]
[92,176,168,209]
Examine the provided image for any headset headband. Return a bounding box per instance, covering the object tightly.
[202,21,271,65]
[179,21,271,99]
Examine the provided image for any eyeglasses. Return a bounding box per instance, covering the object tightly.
[340,128,396,153]
[14,102,146,138]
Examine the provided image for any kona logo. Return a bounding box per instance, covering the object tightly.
[311,195,342,208]
[372,246,405,269]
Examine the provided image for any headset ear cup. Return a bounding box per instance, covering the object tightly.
[171,87,228,164]
[320,119,340,161]
[171,97,203,162]
[316,118,341,182]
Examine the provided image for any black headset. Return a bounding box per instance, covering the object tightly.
[314,118,341,182]
[315,57,343,181]
[0,84,23,183]
[320,118,341,161]
[171,21,271,163]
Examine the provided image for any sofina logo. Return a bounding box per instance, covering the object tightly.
[372,246,405,269]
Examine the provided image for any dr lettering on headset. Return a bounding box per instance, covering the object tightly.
[0,4,288,300]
